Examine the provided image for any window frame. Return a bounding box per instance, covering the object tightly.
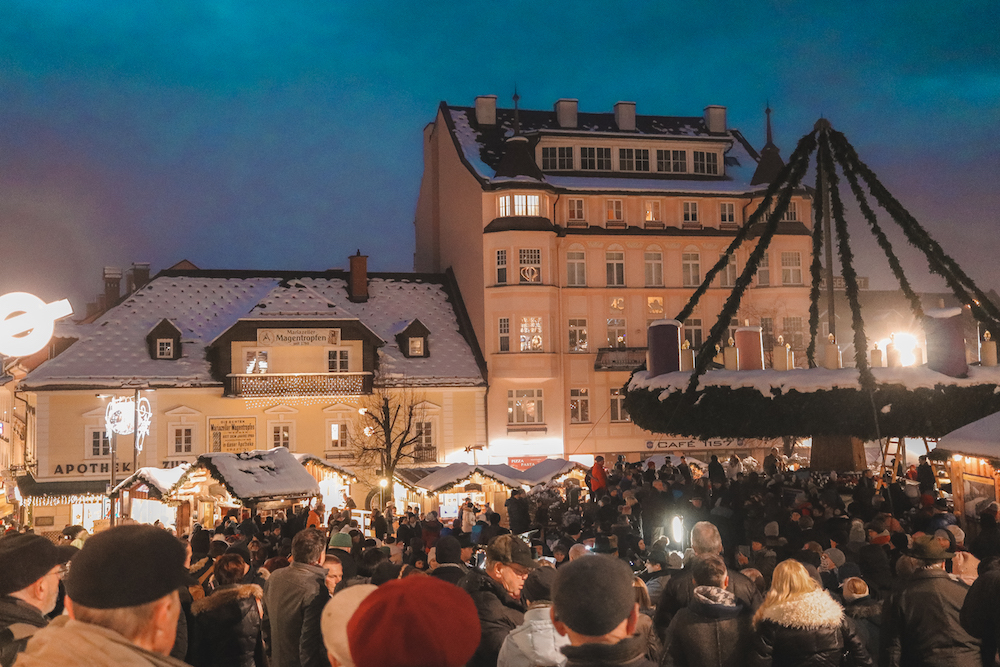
[682,250,701,287]
[567,198,585,223]
[566,250,587,286]
[719,253,737,288]
[644,251,664,287]
[244,348,270,374]
[269,421,295,450]
[781,251,803,286]
[720,202,737,228]
[408,337,424,357]
[496,249,508,285]
[683,318,703,350]
[683,201,700,228]
[644,200,662,225]
[156,339,174,359]
[498,317,510,353]
[326,420,350,456]
[570,388,590,424]
[507,389,544,425]
[519,248,542,284]
[541,147,558,170]
[757,252,770,286]
[519,316,544,352]
[568,318,589,353]
[610,388,631,423]
[607,318,627,349]
[596,147,612,170]
[606,249,625,286]
[86,427,110,459]
[327,348,350,373]
[606,199,624,226]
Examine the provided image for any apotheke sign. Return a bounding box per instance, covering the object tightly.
[257,328,340,346]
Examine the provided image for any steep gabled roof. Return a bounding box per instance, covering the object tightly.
[172,447,319,503]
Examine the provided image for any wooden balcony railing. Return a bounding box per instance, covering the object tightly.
[227,372,373,398]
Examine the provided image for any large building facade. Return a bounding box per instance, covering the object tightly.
[415,96,812,463]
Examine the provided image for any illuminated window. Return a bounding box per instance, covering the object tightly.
[272,424,292,449]
[570,389,590,423]
[173,427,192,454]
[567,250,586,286]
[647,297,664,317]
[644,252,663,287]
[781,251,803,285]
[606,250,625,286]
[606,200,624,225]
[329,422,349,450]
[607,318,627,348]
[513,194,540,216]
[519,248,541,283]
[498,195,510,217]
[520,317,543,352]
[496,250,508,284]
[682,251,701,287]
[328,349,349,372]
[569,319,588,352]
[610,388,630,422]
[644,201,661,224]
[720,202,736,227]
[720,254,737,288]
[408,338,424,356]
[684,319,703,349]
[245,349,269,374]
[156,339,174,359]
[499,318,510,352]
[507,389,544,425]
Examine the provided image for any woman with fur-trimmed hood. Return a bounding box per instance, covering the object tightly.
[189,553,265,667]
[750,560,872,667]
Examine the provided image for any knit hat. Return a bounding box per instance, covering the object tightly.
[763,521,780,537]
[552,554,636,636]
[321,584,377,667]
[522,566,557,604]
[65,525,189,609]
[329,532,353,548]
[434,535,462,565]
[347,575,480,667]
[824,548,846,568]
[485,534,537,570]
[0,534,75,596]
[946,525,966,544]
[646,550,668,566]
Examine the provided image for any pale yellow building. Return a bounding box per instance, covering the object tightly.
[414,96,812,462]
[19,258,487,529]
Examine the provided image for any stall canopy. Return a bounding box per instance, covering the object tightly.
[413,463,525,494]
[292,454,358,483]
[937,411,1000,458]
[172,447,320,506]
[16,474,108,503]
[111,465,189,500]
[519,459,590,486]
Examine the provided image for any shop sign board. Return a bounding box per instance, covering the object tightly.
[209,417,257,453]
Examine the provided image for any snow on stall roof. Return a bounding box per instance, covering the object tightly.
[192,447,320,501]
[112,464,189,497]
[629,364,1000,397]
[519,459,588,485]
[22,274,484,388]
[937,410,1000,457]
[415,462,526,493]
[292,453,359,480]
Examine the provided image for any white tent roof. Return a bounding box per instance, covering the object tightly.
[519,459,588,485]
[414,462,525,493]
[937,411,1000,457]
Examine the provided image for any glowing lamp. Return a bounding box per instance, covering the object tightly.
[0,292,73,357]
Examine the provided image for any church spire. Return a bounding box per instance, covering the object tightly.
[512,86,521,135]
[765,102,774,147]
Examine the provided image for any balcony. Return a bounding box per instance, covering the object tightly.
[594,347,647,372]
[412,447,437,463]
[227,372,373,398]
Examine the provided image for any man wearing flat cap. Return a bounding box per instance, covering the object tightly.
[880,534,980,667]
[459,534,537,667]
[0,535,74,666]
[551,554,656,666]
[14,524,191,667]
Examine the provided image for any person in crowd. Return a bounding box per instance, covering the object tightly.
[654,521,762,636]
[460,534,536,667]
[639,549,671,607]
[506,489,532,535]
[430,535,468,585]
[262,528,330,667]
[589,456,608,497]
[421,511,444,551]
[632,578,660,663]
[840,577,881,664]
[881,534,980,667]
[550,554,656,667]
[498,566,568,667]
[14,524,191,667]
[0,534,74,666]
[189,553,264,667]
[750,559,872,667]
[322,554,343,594]
[661,554,753,667]
[346,575,480,667]
[318,585,376,667]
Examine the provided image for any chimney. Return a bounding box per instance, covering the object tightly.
[103,267,122,308]
[127,262,151,293]
[704,105,727,133]
[554,99,578,128]
[348,250,369,303]
[475,95,497,125]
[614,101,636,131]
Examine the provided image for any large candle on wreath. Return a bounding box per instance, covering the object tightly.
[924,307,968,378]
[982,331,997,367]
[823,334,841,370]
[724,337,739,370]
[647,319,681,377]
[735,324,764,370]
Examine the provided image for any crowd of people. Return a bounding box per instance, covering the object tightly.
[1,448,1000,667]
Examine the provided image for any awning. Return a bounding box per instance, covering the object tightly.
[937,411,1000,458]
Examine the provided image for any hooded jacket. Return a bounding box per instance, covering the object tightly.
[0,596,48,667]
[497,605,568,667]
[460,569,526,667]
[189,584,264,667]
[842,597,881,666]
[14,616,189,667]
[654,567,761,638]
[750,589,872,667]
[662,586,752,667]
[561,634,656,667]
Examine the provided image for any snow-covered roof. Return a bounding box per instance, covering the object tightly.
[175,447,320,502]
[414,462,526,493]
[937,410,1000,457]
[445,104,767,193]
[22,271,485,389]
[519,459,589,485]
[112,464,189,498]
[629,364,1000,397]
[292,453,359,481]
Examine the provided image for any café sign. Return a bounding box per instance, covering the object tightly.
[645,437,754,451]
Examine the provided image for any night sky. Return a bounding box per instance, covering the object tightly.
[2,2,998,313]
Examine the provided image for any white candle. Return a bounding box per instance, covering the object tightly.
[983,340,998,367]
[724,347,739,370]
[824,342,841,370]
[886,344,901,368]
[681,349,695,371]
[871,348,883,367]
[773,346,788,371]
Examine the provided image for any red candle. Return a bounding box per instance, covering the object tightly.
[735,327,763,370]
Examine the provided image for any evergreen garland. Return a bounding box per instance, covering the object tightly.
[806,145,828,368]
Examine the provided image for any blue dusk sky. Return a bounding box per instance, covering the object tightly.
[1,1,998,312]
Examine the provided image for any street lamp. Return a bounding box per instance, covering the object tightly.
[379,477,388,510]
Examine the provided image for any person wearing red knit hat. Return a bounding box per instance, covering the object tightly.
[346,575,480,667]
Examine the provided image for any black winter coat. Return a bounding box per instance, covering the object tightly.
[661,588,752,667]
[459,569,525,667]
[562,634,656,667]
[750,589,873,667]
[960,569,1000,667]
[654,567,762,638]
[842,597,882,666]
[881,568,980,667]
[190,584,265,667]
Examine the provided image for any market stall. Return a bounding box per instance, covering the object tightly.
[111,465,189,528]
[170,447,320,531]
[414,463,526,521]
[933,410,1000,535]
[16,474,109,534]
[519,458,589,488]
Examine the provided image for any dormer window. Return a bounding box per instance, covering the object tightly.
[408,337,424,356]
[156,339,174,359]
